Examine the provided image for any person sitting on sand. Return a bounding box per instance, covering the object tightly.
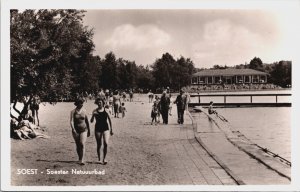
[70,98,91,165]
[91,98,113,165]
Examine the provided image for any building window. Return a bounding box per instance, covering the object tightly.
[260,75,266,83]
[207,76,213,84]
[244,76,251,83]
[199,77,205,84]
[191,77,198,84]
[214,76,221,84]
[236,76,243,83]
[252,75,259,83]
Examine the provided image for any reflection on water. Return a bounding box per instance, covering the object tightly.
[214,107,291,161]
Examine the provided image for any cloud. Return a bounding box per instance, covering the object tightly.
[192,19,265,67]
[104,24,171,51]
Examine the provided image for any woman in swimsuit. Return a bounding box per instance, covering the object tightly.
[70,98,90,165]
[91,98,113,165]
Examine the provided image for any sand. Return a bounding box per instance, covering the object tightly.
[11,94,179,186]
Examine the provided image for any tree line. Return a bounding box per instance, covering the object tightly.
[11,10,291,105]
[10,10,196,103]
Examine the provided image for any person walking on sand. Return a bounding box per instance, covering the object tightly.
[151,101,159,125]
[70,98,91,165]
[160,91,170,124]
[113,90,121,118]
[148,90,154,103]
[91,98,113,165]
[129,90,133,102]
[119,103,127,118]
[174,90,187,124]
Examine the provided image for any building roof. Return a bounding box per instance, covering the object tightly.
[192,68,269,77]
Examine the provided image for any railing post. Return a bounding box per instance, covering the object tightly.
[250,96,252,103]
[276,95,278,103]
[224,96,226,104]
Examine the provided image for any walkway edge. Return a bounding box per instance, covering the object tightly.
[186,110,245,185]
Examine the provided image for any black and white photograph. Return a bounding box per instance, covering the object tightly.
[1,0,300,191]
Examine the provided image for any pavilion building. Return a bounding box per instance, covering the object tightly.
[191,68,269,85]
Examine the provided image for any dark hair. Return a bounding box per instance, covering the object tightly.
[95,98,104,105]
[74,98,84,106]
[122,103,124,106]
[209,101,213,104]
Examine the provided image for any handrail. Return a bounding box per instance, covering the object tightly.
[190,93,291,97]
[189,93,291,105]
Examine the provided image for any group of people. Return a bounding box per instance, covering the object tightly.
[10,116,49,140]
[150,88,190,125]
[10,95,44,140]
[70,97,114,165]
[96,89,128,118]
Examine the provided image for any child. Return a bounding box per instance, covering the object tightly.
[208,101,217,114]
[154,95,161,123]
[151,101,159,125]
[119,103,127,118]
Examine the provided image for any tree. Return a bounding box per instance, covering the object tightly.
[249,57,263,71]
[173,56,196,90]
[100,52,119,89]
[11,9,94,117]
[136,65,154,91]
[151,53,176,89]
[270,61,291,87]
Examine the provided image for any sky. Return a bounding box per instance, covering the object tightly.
[82,7,299,69]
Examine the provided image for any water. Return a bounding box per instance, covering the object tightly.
[189,90,291,161]
[211,107,291,161]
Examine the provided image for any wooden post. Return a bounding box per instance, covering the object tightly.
[250,96,252,103]
[224,96,226,104]
[276,95,278,103]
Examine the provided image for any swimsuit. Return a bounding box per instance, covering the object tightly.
[73,110,87,133]
[94,110,109,132]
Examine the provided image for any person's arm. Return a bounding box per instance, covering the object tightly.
[70,110,77,134]
[107,112,113,135]
[85,111,90,137]
[90,110,95,123]
[174,96,178,104]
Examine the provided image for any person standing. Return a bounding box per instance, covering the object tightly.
[148,90,154,103]
[160,91,170,124]
[129,90,133,102]
[113,90,121,118]
[30,95,41,126]
[174,90,187,124]
[119,103,127,118]
[91,98,113,165]
[70,98,91,165]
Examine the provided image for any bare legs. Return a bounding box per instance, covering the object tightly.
[72,131,87,165]
[31,109,40,126]
[95,130,110,164]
